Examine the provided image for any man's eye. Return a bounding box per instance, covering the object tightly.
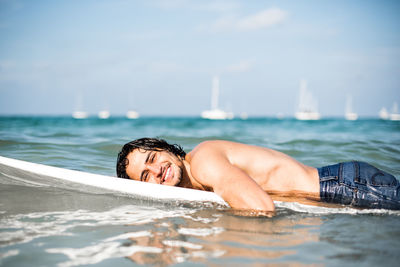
[141,171,149,182]
[150,153,156,162]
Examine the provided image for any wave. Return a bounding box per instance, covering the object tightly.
[0,205,196,249]
[275,201,400,215]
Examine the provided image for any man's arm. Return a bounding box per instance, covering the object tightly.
[189,146,275,213]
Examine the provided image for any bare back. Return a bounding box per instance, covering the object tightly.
[186,140,320,199]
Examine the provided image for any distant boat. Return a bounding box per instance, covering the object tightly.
[201,76,234,120]
[294,80,321,120]
[73,91,88,119]
[98,110,110,119]
[240,112,248,120]
[72,111,88,119]
[276,112,285,120]
[390,102,400,121]
[345,95,358,121]
[126,90,140,119]
[379,107,389,120]
[126,110,140,119]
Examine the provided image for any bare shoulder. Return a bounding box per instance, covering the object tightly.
[190,140,245,154]
[188,140,228,164]
[188,140,275,163]
[186,140,259,184]
[186,140,232,186]
[187,140,243,163]
[186,140,276,211]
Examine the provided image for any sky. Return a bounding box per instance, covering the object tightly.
[0,0,399,117]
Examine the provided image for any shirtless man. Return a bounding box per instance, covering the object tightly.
[116,138,400,212]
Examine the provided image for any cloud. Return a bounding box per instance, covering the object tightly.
[204,7,288,32]
[225,60,253,73]
[151,0,240,12]
[0,60,16,71]
[148,61,183,73]
[121,31,169,42]
[151,0,191,9]
[198,1,241,12]
[0,0,24,11]
[236,8,287,31]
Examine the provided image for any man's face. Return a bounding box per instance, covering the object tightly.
[125,149,184,186]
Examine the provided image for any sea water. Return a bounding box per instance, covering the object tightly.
[0,116,399,266]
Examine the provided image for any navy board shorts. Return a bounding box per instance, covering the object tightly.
[318,161,400,210]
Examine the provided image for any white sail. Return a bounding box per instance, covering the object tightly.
[211,76,219,110]
[126,89,140,119]
[379,107,389,120]
[201,76,234,120]
[295,80,320,120]
[126,110,140,119]
[72,92,88,119]
[72,111,88,119]
[345,95,358,121]
[390,102,400,121]
[98,110,110,119]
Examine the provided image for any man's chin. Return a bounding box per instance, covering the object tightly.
[161,174,180,187]
[174,174,187,187]
[170,176,181,187]
[173,168,183,187]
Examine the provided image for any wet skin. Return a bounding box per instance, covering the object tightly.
[125,140,320,213]
[125,149,184,187]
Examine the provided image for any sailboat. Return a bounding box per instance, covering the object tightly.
[72,92,88,119]
[125,90,140,119]
[294,80,321,120]
[239,112,249,120]
[201,76,234,120]
[72,111,88,119]
[345,95,358,121]
[379,107,389,120]
[126,110,139,119]
[390,102,400,121]
[98,110,110,119]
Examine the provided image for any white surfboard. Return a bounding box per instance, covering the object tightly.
[0,156,229,207]
[2,156,398,215]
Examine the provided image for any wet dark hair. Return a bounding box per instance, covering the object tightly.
[116,137,186,179]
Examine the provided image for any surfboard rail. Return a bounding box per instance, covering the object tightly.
[0,156,228,206]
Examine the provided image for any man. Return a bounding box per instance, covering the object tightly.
[116,138,400,212]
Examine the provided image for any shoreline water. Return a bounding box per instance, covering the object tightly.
[1,116,399,266]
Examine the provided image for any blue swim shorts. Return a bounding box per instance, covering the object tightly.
[318,161,400,210]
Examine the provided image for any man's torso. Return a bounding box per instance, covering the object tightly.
[186,140,320,200]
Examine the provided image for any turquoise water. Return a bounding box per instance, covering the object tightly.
[1,116,400,266]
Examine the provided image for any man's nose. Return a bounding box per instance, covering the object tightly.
[147,164,162,177]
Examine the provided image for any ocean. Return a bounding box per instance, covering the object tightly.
[0,116,399,266]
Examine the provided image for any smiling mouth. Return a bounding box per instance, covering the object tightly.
[162,166,171,184]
